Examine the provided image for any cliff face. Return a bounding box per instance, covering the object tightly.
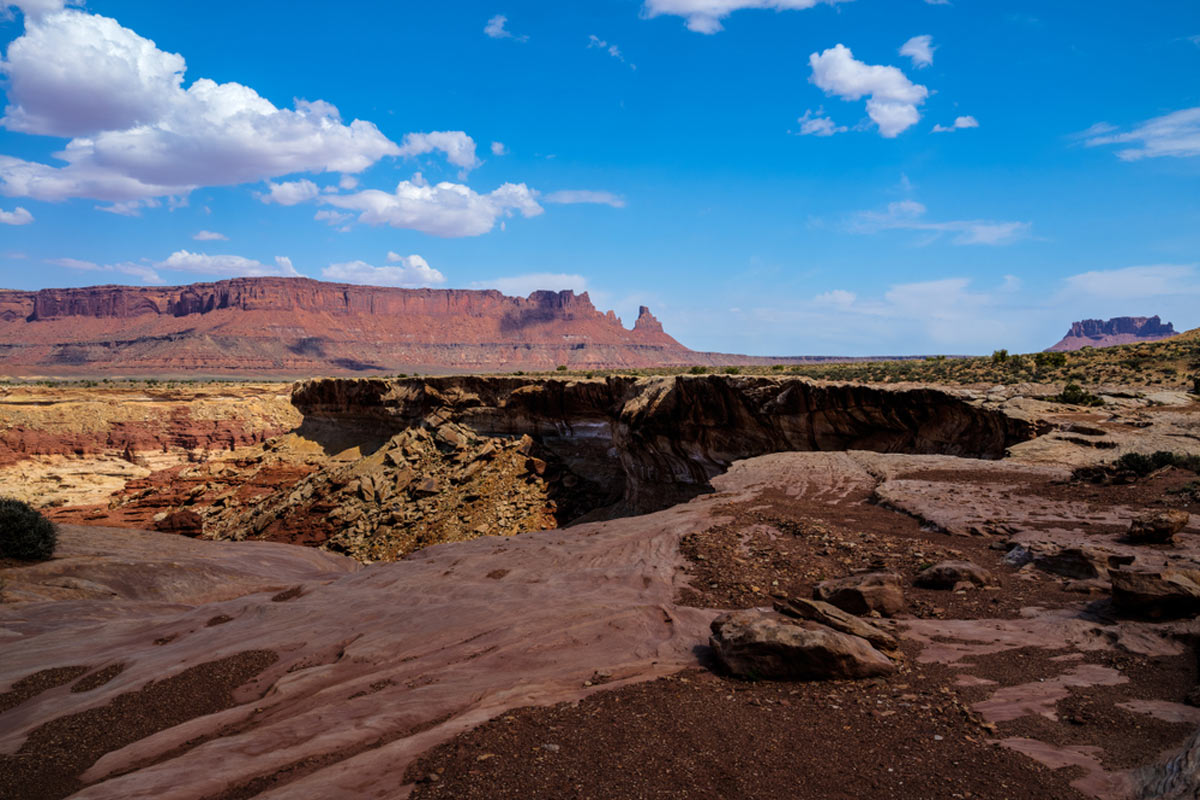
[0,277,709,375]
[1047,316,1178,352]
[292,374,1037,512]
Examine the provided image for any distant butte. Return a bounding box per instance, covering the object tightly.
[1046,315,1178,352]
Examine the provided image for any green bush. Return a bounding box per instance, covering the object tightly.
[991,349,1009,365]
[1057,383,1104,407]
[1112,451,1200,477]
[555,364,567,372]
[0,498,58,561]
[687,365,708,375]
[723,366,742,375]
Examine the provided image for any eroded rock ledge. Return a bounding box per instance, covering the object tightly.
[292,374,1037,510]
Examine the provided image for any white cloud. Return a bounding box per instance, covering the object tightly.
[321,179,542,237]
[899,35,935,68]
[1083,108,1200,160]
[932,115,979,133]
[192,230,227,241]
[588,35,635,69]
[809,44,929,137]
[1060,265,1198,299]
[851,200,1030,245]
[470,272,589,297]
[797,108,847,137]
[260,179,320,206]
[48,255,162,284]
[322,255,445,288]
[0,206,34,225]
[543,190,626,208]
[813,289,856,308]
[314,209,352,226]
[396,131,481,171]
[491,141,508,156]
[338,174,359,190]
[484,14,527,41]
[158,249,300,278]
[641,0,847,35]
[0,7,399,205]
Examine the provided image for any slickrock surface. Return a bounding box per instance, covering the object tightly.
[4,447,1200,799]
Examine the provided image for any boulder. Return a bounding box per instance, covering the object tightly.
[709,610,895,681]
[914,560,996,591]
[773,596,897,650]
[1111,568,1200,619]
[154,509,204,537]
[814,571,904,617]
[1127,509,1191,545]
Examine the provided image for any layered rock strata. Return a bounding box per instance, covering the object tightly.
[1048,316,1178,352]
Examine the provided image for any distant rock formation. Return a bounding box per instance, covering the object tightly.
[1046,316,1177,352]
[0,277,735,376]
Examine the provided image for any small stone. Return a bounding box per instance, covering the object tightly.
[814,571,904,617]
[915,561,996,591]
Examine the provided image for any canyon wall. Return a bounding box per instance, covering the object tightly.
[0,278,707,375]
[293,374,1038,511]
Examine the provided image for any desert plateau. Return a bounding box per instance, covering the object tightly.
[3,1,1199,798]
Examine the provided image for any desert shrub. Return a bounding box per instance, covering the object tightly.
[0,498,58,561]
[723,366,742,375]
[1112,451,1200,477]
[771,364,786,372]
[1034,352,1067,370]
[688,365,708,375]
[991,349,1009,365]
[1057,383,1104,407]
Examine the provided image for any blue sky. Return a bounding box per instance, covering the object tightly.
[1,0,1198,355]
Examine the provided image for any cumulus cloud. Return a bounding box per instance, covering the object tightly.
[314,209,352,227]
[470,273,589,297]
[0,206,34,225]
[1083,108,1200,160]
[158,249,300,278]
[47,255,162,284]
[484,14,527,41]
[899,35,935,68]
[797,108,847,137]
[851,200,1030,245]
[491,141,508,156]
[322,254,445,288]
[396,131,481,171]
[809,44,929,137]
[641,0,847,35]
[543,190,626,208]
[588,35,635,69]
[192,230,227,241]
[260,179,320,206]
[321,179,542,237]
[0,7,399,205]
[933,115,979,133]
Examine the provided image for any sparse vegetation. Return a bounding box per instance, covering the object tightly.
[991,349,1009,365]
[555,365,567,372]
[1056,382,1104,407]
[688,366,708,375]
[1112,451,1200,478]
[0,497,58,561]
[723,366,742,375]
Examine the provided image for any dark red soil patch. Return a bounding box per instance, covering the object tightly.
[675,487,1085,621]
[0,650,277,800]
[405,659,1089,800]
[0,666,89,714]
[270,586,303,602]
[71,663,127,694]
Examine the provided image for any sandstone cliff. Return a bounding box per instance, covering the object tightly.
[1047,315,1177,352]
[0,277,712,375]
